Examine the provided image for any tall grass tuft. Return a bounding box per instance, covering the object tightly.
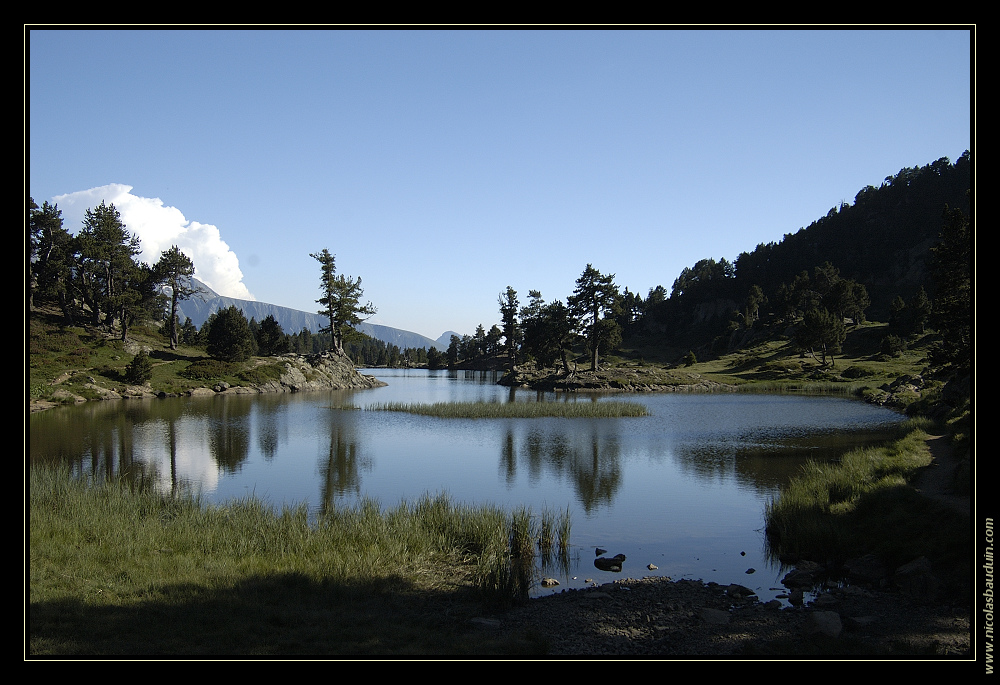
[366,400,648,419]
[556,505,572,563]
[536,506,572,572]
[538,508,555,565]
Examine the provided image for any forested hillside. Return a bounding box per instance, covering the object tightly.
[624,151,971,354]
[732,151,970,318]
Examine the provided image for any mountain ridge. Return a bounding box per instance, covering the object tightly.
[173,278,441,351]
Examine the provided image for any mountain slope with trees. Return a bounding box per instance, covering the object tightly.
[628,152,972,356]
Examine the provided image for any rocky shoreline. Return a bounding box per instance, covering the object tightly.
[498,365,740,394]
[29,351,386,413]
[486,572,971,656]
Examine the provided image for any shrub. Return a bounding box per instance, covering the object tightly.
[182,359,240,381]
[759,359,803,374]
[880,334,907,357]
[238,363,285,385]
[841,365,878,379]
[124,350,154,385]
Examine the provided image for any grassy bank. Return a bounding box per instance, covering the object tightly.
[365,400,648,419]
[28,465,568,656]
[30,307,933,412]
[764,419,970,597]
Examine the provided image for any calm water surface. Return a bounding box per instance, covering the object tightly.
[29,368,907,602]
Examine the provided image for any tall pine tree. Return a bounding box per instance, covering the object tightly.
[310,249,377,355]
[567,264,620,371]
[154,246,197,349]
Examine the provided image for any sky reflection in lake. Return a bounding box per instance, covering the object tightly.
[30,369,907,600]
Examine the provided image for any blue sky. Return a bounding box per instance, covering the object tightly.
[28,28,972,342]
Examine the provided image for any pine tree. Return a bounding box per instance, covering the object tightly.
[75,201,142,331]
[124,350,154,385]
[28,198,76,322]
[311,249,376,355]
[521,292,576,373]
[153,246,196,349]
[567,264,620,371]
[206,306,256,362]
[498,286,520,370]
[929,205,971,376]
[796,307,846,366]
[255,315,288,356]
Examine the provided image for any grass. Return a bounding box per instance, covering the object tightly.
[617,322,938,401]
[366,400,649,419]
[28,465,570,656]
[764,418,970,595]
[30,306,937,415]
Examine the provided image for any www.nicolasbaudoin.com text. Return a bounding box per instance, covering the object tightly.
[986,517,994,672]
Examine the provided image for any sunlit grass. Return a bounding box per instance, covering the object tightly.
[29,465,570,655]
[366,400,648,419]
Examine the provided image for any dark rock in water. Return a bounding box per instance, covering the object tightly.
[596,548,608,556]
[595,554,627,572]
[782,565,821,588]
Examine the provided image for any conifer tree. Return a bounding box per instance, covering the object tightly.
[154,245,196,349]
[930,205,971,376]
[568,264,620,371]
[28,198,76,322]
[206,305,256,362]
[75,201,142,331]
[310,249,376,355]
[498,286,520,370]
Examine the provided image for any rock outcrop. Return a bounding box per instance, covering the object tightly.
[235,352,387,394]
[30,351,386,412]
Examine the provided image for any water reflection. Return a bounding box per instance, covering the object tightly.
[501,425,624,512]
[673,427,907,492]
[206,396,253,473]
[29,379,907,514]
[318,409,371,514]
[30,372,908,601]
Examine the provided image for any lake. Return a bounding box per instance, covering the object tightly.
[28,368,907,603]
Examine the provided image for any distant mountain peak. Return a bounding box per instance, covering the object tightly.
[186,276,220,301]
[171,281,440,351]
[435,330,465,347]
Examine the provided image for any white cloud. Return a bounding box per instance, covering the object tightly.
[51,184,255,301]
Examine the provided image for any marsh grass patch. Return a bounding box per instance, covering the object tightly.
[366,400,648,419]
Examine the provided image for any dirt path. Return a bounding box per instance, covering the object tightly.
[912,434,970,516]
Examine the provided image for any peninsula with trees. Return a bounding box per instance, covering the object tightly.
[30,151,969,423]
